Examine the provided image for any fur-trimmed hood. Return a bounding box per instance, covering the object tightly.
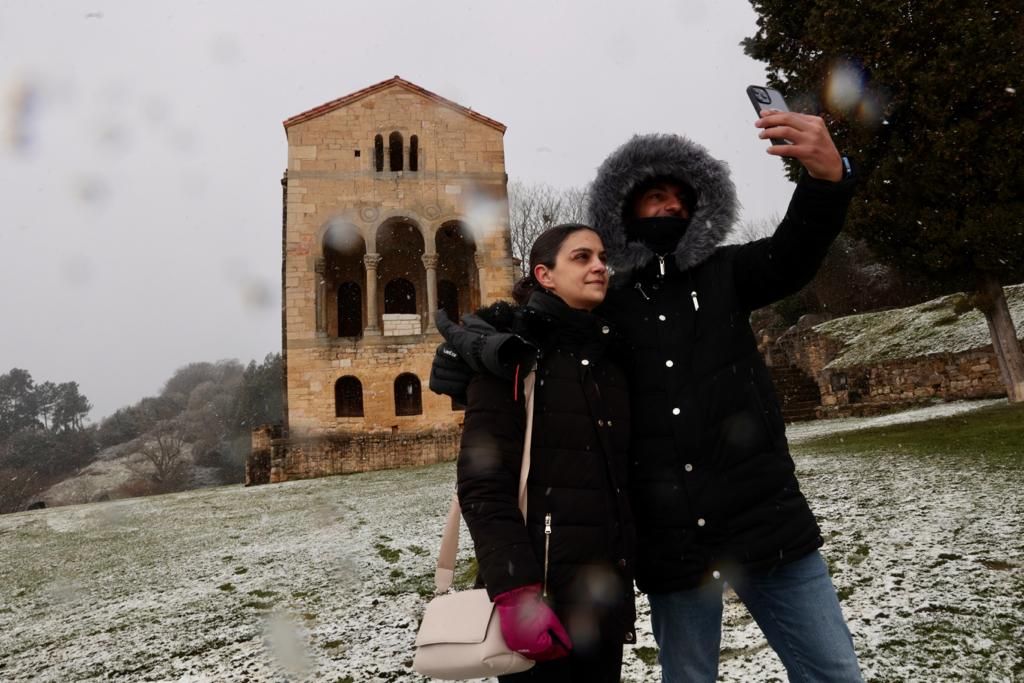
[587,133,739,282]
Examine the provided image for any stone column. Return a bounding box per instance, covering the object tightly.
[474,252,488,307]
[314,258,327,338]
[363,253,382,335]
[422,253,439,333]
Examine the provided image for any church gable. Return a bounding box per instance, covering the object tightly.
[283,76,506,176]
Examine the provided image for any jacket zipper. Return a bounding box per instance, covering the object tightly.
[658,254,666,277]
[543,513,552,597]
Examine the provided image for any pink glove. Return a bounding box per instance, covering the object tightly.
[493,583,572,662]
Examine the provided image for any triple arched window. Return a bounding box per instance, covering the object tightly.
[374,132,419,173]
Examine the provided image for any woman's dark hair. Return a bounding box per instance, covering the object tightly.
[512,223,596,305]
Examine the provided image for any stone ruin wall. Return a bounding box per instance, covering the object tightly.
[248,424,461,485]
[769,322,1012,418]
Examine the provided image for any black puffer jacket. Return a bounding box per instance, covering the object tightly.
[588,133,856,593]
[456,291,636,643]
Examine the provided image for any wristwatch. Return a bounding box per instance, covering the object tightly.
[840,155,854,181]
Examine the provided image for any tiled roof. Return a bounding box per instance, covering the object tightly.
[282,76,506,133]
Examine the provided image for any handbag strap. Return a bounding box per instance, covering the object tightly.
[433,368,537,595]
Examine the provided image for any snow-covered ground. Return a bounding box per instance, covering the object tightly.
[1,400,1021,682]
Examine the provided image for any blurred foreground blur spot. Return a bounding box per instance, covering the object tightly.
[4,79,39,154]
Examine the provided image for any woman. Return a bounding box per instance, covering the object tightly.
[456,224,635,682]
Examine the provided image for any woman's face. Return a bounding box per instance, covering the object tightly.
[534,229,608,311]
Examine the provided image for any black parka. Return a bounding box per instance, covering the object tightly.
[456,291,636,643]
[588,134,856,593]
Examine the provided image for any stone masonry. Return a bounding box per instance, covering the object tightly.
[253,77,516,484]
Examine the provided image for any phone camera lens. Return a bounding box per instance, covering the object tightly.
[754,88,771,105]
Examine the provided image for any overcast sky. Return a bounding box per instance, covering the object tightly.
[0,1,799,421]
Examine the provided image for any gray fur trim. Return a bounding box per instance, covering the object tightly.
[586,133,739,283]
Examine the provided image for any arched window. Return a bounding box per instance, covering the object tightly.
[335,376,364,418]
[337,281,361,337]
[438,280,460,323]
[374,134,384,172]
[389,131,403,172]
[384,278,416,314]
[394,373,422,416]
[409,135,419,172]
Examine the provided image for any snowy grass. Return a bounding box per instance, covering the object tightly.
[1,400,1022,682]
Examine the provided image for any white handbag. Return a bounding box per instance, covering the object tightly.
[413,370,538,679]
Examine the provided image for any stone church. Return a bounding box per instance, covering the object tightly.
[247,76,516,484]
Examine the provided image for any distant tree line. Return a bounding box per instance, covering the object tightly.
[0,353,283,514]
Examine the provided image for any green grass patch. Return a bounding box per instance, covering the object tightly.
[217,583,236,593]
[795,402,1024,464]
[454,556,480,589]
[248,589,277,599]
[373,541,401,563]
[634,646,659,666]
[233,566,248,575]
[407,544,428,556]
[381,569,435,598]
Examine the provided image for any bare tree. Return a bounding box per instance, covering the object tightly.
[507,180,589,277]
[136,421,190,489]
[723,213,782,246]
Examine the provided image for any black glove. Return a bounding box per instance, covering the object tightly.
[429,340,473,404]
[430,310,538,402]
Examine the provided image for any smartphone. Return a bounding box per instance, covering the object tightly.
[746,85,790,145]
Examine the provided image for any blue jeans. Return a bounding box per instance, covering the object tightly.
[648,551,862,683]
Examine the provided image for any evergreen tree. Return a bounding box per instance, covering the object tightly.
[743,0,1024,401]
[0,369,41,439]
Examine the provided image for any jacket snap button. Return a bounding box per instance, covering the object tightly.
[581,359,590,366]
[665,360,674,367]
[672,408,681,415]
[597,419,604,427]
[685,464,693,472]
[712,570,721,580]
[658,314,667,321]
[601,326,610,334]
[607,420,613,427]
[697,518,706,527]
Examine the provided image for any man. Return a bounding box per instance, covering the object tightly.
[432,109,862,682]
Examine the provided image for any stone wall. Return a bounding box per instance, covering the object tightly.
[767,321,1012,418]
[264,426,462,483]
[816,350,1007,417]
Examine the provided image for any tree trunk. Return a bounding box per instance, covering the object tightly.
[977,271,1024,403]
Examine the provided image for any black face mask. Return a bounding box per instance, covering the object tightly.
[625,216,692,255]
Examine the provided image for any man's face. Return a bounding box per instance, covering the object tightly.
[631,181,691,219]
